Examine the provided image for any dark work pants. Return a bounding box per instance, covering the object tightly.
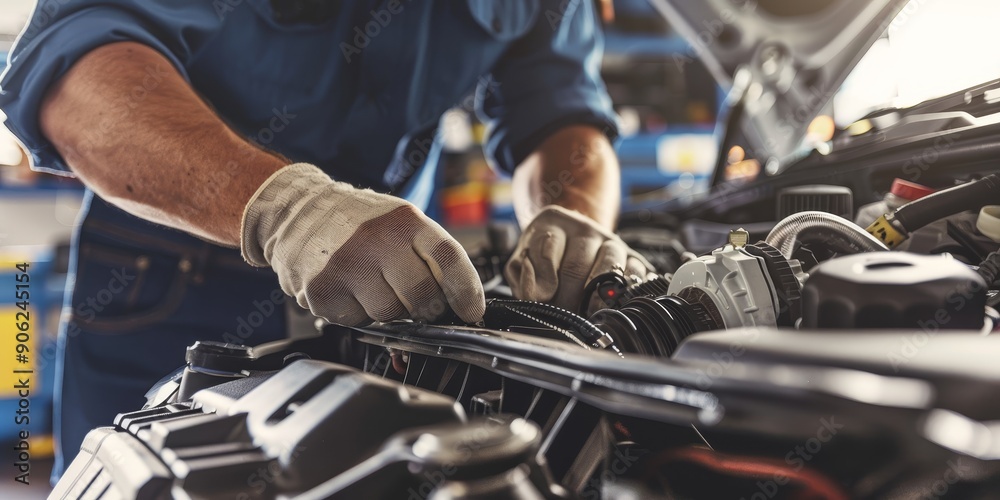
[52,192,288,482]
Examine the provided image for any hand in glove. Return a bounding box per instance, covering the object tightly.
[241,163,486,325]
[505,205,653,313]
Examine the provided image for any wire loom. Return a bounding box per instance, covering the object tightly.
[483,291,719,359]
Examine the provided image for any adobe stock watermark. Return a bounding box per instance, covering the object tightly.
[579,446,649,500]
[71,266,137,323]
[631,151,762,222]
[213,0,247,20]
[886,277,986,372]
[20,0,74,39]
[741,416,845,500]
[669,0,758,71]
[181,105,296,219]
[234,446,308,499]
[901,135,957,182]
[438,75,502,147]
[221,287,287,345]
[406,411,507,500]
[248,107,298,148]
[59,265,137,339]
[406,412,557,500]
[886,0,934,36]
[522,122,618,213]
[43,263,279,370]
[914,459,971,500]
[30,265,141,371]
[762,85,838,158]
[340,0,412,63]
[543,0,581,30]
[385,75,500,189]
[689,327,762,391]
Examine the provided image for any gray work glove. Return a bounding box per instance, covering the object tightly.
[505,205,653,313]
[241,163,486,326]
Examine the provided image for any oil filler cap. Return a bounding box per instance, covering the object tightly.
[801,253,986,330]
[976,206,1000,243]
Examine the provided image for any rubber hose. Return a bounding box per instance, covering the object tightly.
[977,251,1000,287]
[486,299,608,346]
[765,211,889,259]
[794,226,890,257]
[894,174,1000,232]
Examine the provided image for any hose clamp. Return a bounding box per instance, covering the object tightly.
[866,214,908,249]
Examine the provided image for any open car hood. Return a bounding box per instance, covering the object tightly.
[648,0,910,170]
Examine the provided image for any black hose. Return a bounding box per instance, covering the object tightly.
[485,299,611,349]
[977,251,1000,287]
[795,226,888,256]
[894,174,1000,233]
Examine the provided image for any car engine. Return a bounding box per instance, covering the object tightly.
[52,174,1000,499]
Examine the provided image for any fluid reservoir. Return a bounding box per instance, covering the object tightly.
[855,178,935,227]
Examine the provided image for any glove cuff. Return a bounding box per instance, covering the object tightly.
[240,162,333,267]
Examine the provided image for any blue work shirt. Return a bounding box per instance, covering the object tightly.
[0,0,618,481]
[1,0,617,200]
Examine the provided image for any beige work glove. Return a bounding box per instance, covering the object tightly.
[241,163,486,326]
[505,205,653,313]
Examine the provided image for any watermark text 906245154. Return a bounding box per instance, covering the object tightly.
[9,261,33,485]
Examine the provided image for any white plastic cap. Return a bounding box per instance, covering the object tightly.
[976,206,1000,243]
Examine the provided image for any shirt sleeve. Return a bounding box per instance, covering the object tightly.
[477,0,619,176]
[0,0,212,176]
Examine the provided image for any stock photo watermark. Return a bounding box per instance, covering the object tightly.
[579,445,649,500]
[340,0,412,62]
[221,287,287,345]
[886,277,986,371]
[669,0,758,71]
[741,416,844,500]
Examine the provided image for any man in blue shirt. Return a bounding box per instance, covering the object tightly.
[0,0,652,479]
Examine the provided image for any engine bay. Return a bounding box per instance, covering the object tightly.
[50,170,1000,499]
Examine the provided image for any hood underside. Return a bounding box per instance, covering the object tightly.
[648,0,910,170]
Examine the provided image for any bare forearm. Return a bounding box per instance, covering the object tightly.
[39,42,286,246]
[512,125,620,230]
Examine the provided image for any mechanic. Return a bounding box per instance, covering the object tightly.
[0,0,651,479]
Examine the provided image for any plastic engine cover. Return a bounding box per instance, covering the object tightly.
[51,360,466,499]
[801,252,986,330]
